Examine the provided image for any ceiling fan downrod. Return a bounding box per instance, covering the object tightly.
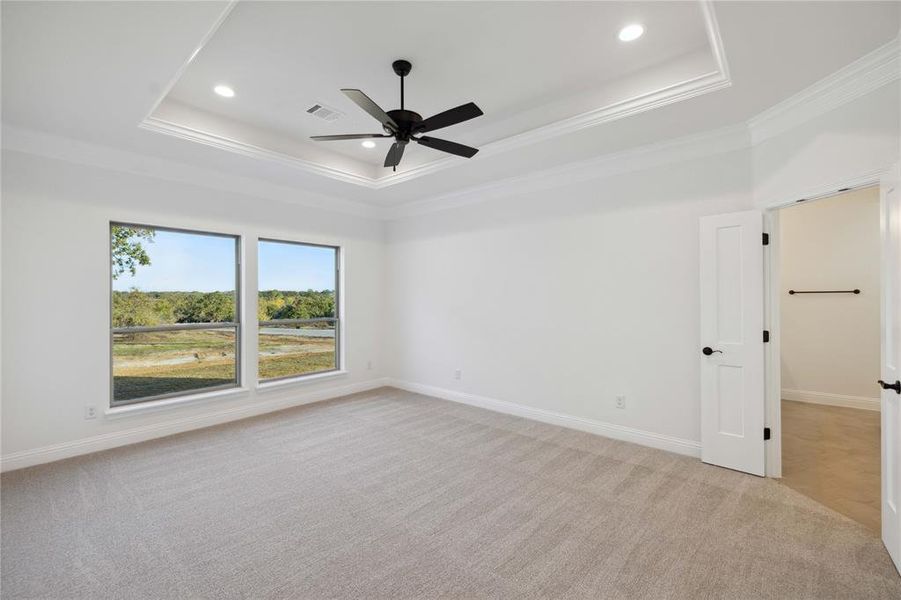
[393,59,411,111]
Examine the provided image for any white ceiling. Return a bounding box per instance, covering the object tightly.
[2,1,899,209]
[160,1,713,177]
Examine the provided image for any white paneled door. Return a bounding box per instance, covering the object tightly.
[699,210,765,476]
[881,163,901,574]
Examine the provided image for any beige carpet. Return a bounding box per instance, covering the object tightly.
[2,387,899,599]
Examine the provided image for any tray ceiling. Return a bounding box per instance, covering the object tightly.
[143,1,729,188]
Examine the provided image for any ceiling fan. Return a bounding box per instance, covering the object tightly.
[311,60,483,171]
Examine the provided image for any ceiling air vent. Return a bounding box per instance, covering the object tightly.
[306,103,343,122]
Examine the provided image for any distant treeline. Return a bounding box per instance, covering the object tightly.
[112,290,336,328]
[258,290,335,322]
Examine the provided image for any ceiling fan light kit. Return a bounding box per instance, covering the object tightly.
[311,59,483,171]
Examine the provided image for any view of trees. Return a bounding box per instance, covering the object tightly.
[111,226,337,401]
[111,289,335,327]
[111,225,335,328]
[258,290,335,321]
[111,225,155,280]
[112,291,236,327]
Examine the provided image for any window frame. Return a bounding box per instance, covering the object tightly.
[257,237,341,384]
[109,222,243,407]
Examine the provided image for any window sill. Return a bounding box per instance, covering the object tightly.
[257,370,348,391]
[105,386,251,418]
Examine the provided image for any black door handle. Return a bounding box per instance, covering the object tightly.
[702,347,723,356]
[878,379,901,394]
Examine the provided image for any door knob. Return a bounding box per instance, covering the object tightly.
[877,379,901,394]
[702,347,723,356]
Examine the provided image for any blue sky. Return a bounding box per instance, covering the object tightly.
[259,239,336,292]
[113,230,335,292]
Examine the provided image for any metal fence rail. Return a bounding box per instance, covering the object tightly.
[258,318,336,327]
[112,322,239,334]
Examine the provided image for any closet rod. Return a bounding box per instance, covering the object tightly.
[788,289,860,295]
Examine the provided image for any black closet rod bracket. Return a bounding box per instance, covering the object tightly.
[788,289,860,295]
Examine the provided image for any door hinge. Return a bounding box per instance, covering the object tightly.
[763,330,770,343]
[762,232,770,246]
[764,427,771,440]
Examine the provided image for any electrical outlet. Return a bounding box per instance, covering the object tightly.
[84,405,97,420]
[367,360,373,370]
[615,395,626,410]
[454,369,462,380]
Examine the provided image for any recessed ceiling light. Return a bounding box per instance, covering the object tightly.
[618,24,644,42]
[213,84,235,98]
[361,140,376,149]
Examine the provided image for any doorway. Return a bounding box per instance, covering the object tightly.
[775,187,881,533]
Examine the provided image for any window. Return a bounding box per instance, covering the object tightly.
[110,223,240,405]
[258,239,339,381]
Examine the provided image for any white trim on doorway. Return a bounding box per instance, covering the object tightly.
[763,177,884,479]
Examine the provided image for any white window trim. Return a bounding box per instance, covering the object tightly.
[105,386,251,418]
[109,221,244,408]
[256,238,343,384]
[257,369,349,392]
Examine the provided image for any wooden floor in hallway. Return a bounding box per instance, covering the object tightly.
[781,399,881,534]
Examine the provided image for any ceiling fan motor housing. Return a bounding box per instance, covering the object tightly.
[311,58,482,168]
[385,109,422,141]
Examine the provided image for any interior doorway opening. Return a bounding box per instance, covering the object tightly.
[775,186,882,533]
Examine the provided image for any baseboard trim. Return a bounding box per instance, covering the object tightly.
[782,389,881,412]
[1,378,390,472]
[386,379,701,458]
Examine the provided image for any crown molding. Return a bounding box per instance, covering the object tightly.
[378,0,730,188]
[376,70,731,189]
[1,125,382,220]
[748,36,900,145]
[141,0,731,190]
[6,29,897,222]
[385,123,751,219]
[140,115,377,188]
[140,0,238,125]
[4,121,751,223]
[395,35,900,219]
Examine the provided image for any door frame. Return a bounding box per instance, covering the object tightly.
[761,171,884,477]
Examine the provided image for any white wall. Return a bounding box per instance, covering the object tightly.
[779,188,881,404]
[385,82,899,454]
[753,84,899,206]
[0,150,386,467]
[386,149,753,449]
[2,79,898,469]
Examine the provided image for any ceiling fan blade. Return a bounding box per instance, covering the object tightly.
[384,142,406,167]
[311,134,391,141]
[341,89,398,131]
[416,136,479,158]
[416,102,483,133]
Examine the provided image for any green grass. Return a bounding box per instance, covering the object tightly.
[112,329,235,358]
[258,351,336,380]
[113,351,236,401]
[258,330,335,379]
[113,329,336,401]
